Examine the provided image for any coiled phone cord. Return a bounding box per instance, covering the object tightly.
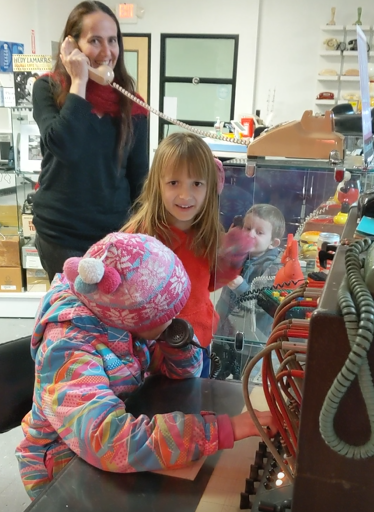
[111,82,249,146]
[319,238,374,458]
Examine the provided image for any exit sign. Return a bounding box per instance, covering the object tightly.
[116,3,137,23]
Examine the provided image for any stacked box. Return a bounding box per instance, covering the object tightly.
[22,214,36,237]
[0,235,21,267]
[0,267,22,292]
[26,269,50,292]
[0,233,23,292]
[22,239,43,270]
[0,205,21,228]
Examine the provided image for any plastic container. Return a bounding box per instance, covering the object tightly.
[214,117,221,135]
[315,232,340,273]
[240,116,254,138]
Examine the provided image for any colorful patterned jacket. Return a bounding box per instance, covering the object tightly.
[16,276,234,500]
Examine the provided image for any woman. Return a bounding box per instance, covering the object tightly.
[32,1,149,281]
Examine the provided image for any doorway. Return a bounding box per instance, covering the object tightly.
[159,34,239,141]
[122,34,151,103]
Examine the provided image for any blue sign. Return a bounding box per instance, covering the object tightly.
[0,41,24,72]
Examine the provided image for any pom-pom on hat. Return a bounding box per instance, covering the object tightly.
[63,232,191,332]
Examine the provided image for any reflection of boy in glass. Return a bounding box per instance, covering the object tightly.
[215,204,285,337]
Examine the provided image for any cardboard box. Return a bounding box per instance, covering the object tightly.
[0,226,19,236]
[0,267,23,292]
[0,235,21,267]
[22,214,36,237]
[22,239,43,269]
[26,269,50,292]
[0,205,21,228]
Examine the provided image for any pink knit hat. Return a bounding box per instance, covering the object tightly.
[63,232,191,332]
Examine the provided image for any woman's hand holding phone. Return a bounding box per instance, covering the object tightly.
[60,36,90,96]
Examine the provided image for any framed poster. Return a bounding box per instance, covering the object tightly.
[19,124,42,173]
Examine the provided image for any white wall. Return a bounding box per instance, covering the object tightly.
[1,0,373,147]
[254,0,374,124]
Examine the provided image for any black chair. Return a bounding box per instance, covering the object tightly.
[0,336,34,433]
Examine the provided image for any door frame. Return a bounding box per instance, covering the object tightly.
[122,33,151,156]
[159,33,239,142]
[122,33,151,104]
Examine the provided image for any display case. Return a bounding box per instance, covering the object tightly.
[211,157,374,382]
[0,106,43,317]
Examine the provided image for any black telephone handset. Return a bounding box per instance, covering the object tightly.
[158,318,196,349]
[232,215,244,228]
[358,190,374,219]
[158,319,222,379]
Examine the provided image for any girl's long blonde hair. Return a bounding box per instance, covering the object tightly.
[122,132,221,268]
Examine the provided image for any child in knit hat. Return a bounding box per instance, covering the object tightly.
[15,232,276,501]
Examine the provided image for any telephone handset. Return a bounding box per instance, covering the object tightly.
[66,37,115,86]
[87,64,114,86]
[158,318,221,379]
[87,63,248,146]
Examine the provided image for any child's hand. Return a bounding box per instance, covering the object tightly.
[227,276,244,290]
[230,410,278,441]
[220,227,255,269]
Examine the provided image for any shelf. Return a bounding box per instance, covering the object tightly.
[320,25,345,31]
[320,25,371,31]
[345,25,371,31]
[319,51,341,56]
[315,99,336,105]
[340,75,360,81]
[317,75,360,82]
[0,291,45,318]
[320,51,373,58]
[317,75,339,81]
[337,99,358,105]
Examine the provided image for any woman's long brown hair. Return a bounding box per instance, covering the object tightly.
[51,1,135,156]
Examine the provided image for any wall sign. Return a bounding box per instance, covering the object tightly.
[116,3,138,23]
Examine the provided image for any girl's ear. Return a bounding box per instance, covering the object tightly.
[270,238,281,249]
[214,158,225,194]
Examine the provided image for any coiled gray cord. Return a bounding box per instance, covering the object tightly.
[319,238,374,458]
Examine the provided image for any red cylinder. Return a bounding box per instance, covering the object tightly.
[240,116,254,138]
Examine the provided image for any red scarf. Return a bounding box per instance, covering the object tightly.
[86,79,148,117]
[42,73,149,117]
[86,79,121,117]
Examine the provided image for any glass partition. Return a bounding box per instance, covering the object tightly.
[211,158,374,383]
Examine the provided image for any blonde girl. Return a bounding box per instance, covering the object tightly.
[123,132,251,376]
